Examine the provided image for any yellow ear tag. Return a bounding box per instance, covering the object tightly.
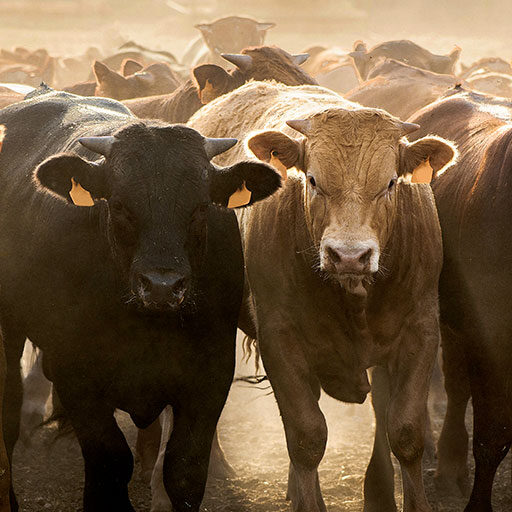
[270,153,288,181]
[70,178,94,206]
[411,157,433,184]
[228,181,252,208]
[200,79,216,104]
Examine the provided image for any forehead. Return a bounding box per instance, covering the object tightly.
[306,110,401,184]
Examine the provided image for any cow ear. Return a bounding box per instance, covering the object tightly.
[93,60,125,86]
[247,130,304,180]
[209,161,281,208]
[121,58,143,77]
[192,64,234,104]
[195,23,212,35]
[34,154,109,206]
[400,136,457,183]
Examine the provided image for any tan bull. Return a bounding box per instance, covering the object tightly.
[188,81,456,512]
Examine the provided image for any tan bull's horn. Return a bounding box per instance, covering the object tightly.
[134,72,154,84]
[286,119,312,136]
[221,53,253,70]
[400,122,420,135]
[78,136,115,157]
[204,137,238,159]
[292,53,309,65]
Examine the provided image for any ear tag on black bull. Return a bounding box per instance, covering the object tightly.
[70,178,94,206]
[228,181,252,208]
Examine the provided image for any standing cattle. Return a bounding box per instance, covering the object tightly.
[408,87,512,511]
[349,40,461,80]
[346,59,462,120]
[181,16,275,69]
[188,81,456,512]
[0,87,280,511]
[124,46,316,124]
[0,125,10,512]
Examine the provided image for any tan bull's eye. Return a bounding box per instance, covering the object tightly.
[388,178,397,190]
[271,150,278,158]
[308,175,316,187]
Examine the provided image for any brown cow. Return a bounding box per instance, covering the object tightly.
[0,125,10,512]
[346,59,462,120]
[349,40,461,80]
[188,81,456,512]
[459,56,512,79]
[182,16,275,69]
[92,59,181,100]
[407,86,512,510]
[466,72,512,99]
[124,46,317,124]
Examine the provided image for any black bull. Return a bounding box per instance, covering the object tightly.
[0,88,280,511]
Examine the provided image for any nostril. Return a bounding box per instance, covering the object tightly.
[138,274,152,292]
[359,248,372,266]
[327,246,341,264]
[171,277,187,298]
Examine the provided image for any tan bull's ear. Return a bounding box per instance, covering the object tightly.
[192,65,234,104]
[247,131,304,181]
[400,136,457,183]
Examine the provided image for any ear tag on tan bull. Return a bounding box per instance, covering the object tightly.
[70,178,94,206]
[200,79,215,104]
[411,157,433,184]
[270,153,288,181]
[228,181,252,208]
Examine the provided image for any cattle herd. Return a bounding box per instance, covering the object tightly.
[0,12,510,512]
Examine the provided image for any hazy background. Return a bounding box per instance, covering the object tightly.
[1,0,512,65]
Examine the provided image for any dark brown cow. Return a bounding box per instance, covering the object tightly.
[407,86,512,510]
[189,81,456,512]
[124,46,317,124]
[349,40,461,80]
[0,125,10,512]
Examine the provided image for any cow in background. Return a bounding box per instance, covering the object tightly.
[349,40,461,80]
[187,81,456,512]
[181,16,275,69]
[124,46,315,124]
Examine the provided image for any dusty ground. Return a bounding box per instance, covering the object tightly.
[11,337,512,512]
[3,1,512,510]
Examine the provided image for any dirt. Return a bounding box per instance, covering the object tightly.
[12,338,512,511]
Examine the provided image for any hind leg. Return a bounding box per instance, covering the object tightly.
[19,344,52,447]
[435,325,471,497]
[0,331,11,512]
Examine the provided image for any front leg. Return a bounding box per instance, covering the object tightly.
[387,303,439,512]
[259,318,327,512]
[54,380,134,512]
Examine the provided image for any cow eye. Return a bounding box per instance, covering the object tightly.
[111,200,124,212]
[308,175,316,188]
[388,178,397,190]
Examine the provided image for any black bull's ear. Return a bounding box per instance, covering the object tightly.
[34,153,109,205]
[209,161,282,208]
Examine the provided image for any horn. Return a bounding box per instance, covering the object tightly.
[292,53,309,65]
[400,122,420,136]
[204,137,238,159]
[221,53,253,71]
[135,72,154,84]
[286,119,311,136]
[78,136,115,157]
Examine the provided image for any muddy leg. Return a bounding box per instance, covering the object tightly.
[259,322,327,512]
[2,322,26,512]
[137,418,162,484]
[151,406,173,512]
[19,346,52,447]
[0,332,10,512]
[364,366,396,512]
[435,325,470,497]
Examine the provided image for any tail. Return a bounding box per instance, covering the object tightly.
[242,334,261,374]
